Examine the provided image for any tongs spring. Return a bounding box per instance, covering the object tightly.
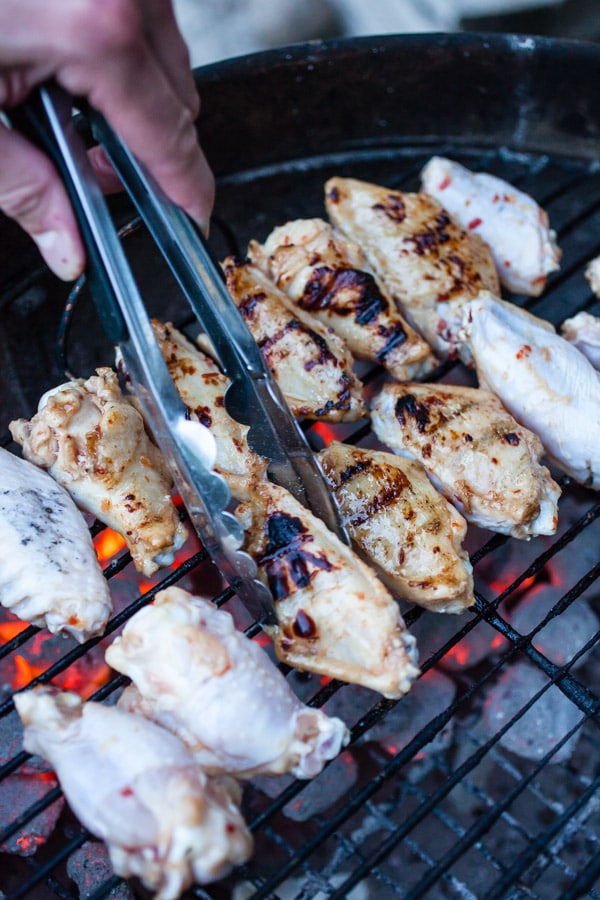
[10,81,349,624]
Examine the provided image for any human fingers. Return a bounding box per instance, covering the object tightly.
[0,120,84,280]
[56,3,215,230]
[140,0,199,119]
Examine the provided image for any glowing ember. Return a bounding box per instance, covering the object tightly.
[94,528,127,563]
[0,620,29,644]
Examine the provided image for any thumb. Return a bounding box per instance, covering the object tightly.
[0,119,85,281]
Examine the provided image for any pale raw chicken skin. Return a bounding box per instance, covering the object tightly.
[106,586,349,778]
[236,481,419,698]
[14,687,252,900]
[9,368,187,577]
[249,217,438,381]
[370,381,561,539]
[223,255,366,421]
[318,441,474,614]
[585,255,600,297]
[0,448,112,641]
[150,320,268,499]
[462,292,600,489]
[421,156,561,296]
[325,176,499,362]
[561,311,600,370]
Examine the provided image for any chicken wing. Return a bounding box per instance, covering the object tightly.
[223,255,365,421]
[421,156,561,296]
[10,368,187,577]
[462,292,600,488]
[0,448,112,641]
[248,217,438,381]
[324,176,499,361]
[318,441,474,613]
[370,381,560,538]
[236,481,419,698]
[14,687,252,900]
[106,586,349,778]
[585,255,600,297]
[150,320,268,499]
[561,311,600,370]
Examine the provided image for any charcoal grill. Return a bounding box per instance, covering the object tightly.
[0,32,599,900]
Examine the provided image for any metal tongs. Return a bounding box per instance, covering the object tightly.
[10,81,348,624]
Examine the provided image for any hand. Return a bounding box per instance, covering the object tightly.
[0,0,215,280]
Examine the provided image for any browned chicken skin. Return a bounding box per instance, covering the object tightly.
[236,481,419,698]
[223,255,365,422]
[370,382,561,539]
[318,440,474,613]
[325,176,500,362]
[248,217,437,381]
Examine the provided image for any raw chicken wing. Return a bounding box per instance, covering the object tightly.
[236,481,419,698]
[151,320,268,499]
[10,368,187,577]
[107,586,349,778]
[318,441,474,613]
[462,292,600,488]
[370,381,561,538]
[248,218,438,380]
[0,448,112,641]
[421,156,561,296]
[223,255,365,421]
[15,687,252,900]
[325,176,499,361]
[561,311,600,370]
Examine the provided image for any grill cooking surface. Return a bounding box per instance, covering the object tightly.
[1,35,600,900]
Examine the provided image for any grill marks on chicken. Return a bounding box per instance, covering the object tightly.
[10,368,187,577]
[371,382,561,539]
[318,441,474,613]
[15,687,252,900]
[0,448,112,641]
[248,217,437,381]
[150,320,268,499]
[325,176,499,361]
[106,586,349,779]
[223,255,365,421]
[236,481,419,698]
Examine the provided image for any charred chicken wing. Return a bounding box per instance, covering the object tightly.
[223,255,365,422]
[318,441,474,613]
[248,217,437,381]
[324,176,499,361]
[236,481,419,698]
[370,381,561,538]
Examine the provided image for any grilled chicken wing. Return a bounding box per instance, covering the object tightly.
[561,311,600,370]
[318,441,474,613]
[236,481,419,698]
[14,687,252,900]
[150,320,268,499]
[223,255,365,422]
[106,586,349,779]
[324,176,499,362]
[248,218,438,381]
[370,381,560,538]
[421,156,561,296]
[0,448,112,641]
[10,368,187,577]
[462,292,600,488]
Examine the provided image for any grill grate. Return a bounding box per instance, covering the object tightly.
[1,138,600,900]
